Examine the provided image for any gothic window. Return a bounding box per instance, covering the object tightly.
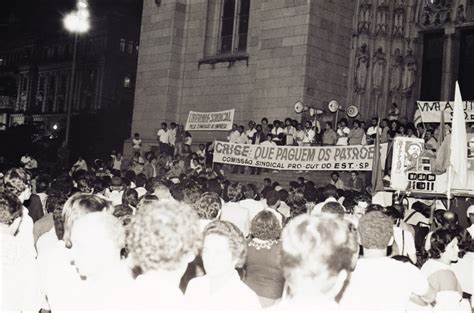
[127,40,134,54]
[219,0,250,54]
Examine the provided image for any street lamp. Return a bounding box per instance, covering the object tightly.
[63,0,90,147]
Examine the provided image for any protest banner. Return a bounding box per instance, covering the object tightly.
[390,137,425,190]
[213,141,387,171]
[185,109,234,131]
[416,101,474,123]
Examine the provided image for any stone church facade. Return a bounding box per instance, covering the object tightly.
[127,0,474,152]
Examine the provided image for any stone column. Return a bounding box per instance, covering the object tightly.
[42,74,49,113]
[53,72,60,112]
[16,74,22,111]
[440,27,456,100]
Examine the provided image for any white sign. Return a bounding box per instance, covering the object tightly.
[185,109,235,131]
[213,141,387,171]
[390,137,425,190]
[416,101,474,123]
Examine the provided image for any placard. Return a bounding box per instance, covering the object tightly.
[185,109,234,131]
[416,101,474,123]
[213,141,387,171]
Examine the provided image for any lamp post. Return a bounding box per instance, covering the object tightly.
[63,0,90,147]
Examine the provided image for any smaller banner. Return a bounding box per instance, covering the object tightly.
[416,101,474,123]
[213,141,387,171]
[390,137,425,190]
[185,109,235,131]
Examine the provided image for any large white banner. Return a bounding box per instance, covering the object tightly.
[213,141,387,171]
[416,101,474,123]
[185,109,235,131]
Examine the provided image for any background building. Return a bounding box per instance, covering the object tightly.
[127,0,474,155]
[0,0,142,162]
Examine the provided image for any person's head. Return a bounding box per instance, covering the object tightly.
[250,210,281,241]
[391,102,398,109]
[371,118,377,126]
[323,184,338,200]
[0,191,23,234]
[390,120,398,130]
[321,201,345,219]
[305,120,312,129]
[193,192,222,220]
[206,178,222,196]
[353,120,360,129]
[248,120,255,129]
[263,177,272,187]
[134,132,140,139]
[428,228,459,263]
[4,168,31,201]
[325,121,333,130]
[265,190,281,208]
[331,171,339,181]
[281,215,357,299]
[255,124,262,132]
[417,123,424,133]
[135,173,146,188]
[170,122,176,129]
[62,193,114,248]
[237,125,244,133]
[467,205,474,225]
[121,188,138,208]
[358,210,393,250]
[296,123,303,131]
[231,123,237,131]
[340,118,348,127]
[381,118,389,128]
[161,122,167,129]
[243,183,258,200]
[398,124,406,134]
[261,117,268,126]
[36,175,49,194]
[70,212,125,279]
[285,118,292,126]
[128,199,201,274]
[148,179,171,200]
[384,206,403,224]
[202,220,247,277]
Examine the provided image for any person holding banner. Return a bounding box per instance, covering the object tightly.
[336,119,350,146]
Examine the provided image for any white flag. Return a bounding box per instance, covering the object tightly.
[449,82,468,189]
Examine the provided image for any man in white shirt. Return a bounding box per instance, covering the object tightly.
[302,121,315,146]
[340,211,434,310]
[168,122,177,151]
[107,176,124,206]
[227,124,240,143]
[311,184,339,216]
[366,117,381,144]
[329,171,345,190]
[245,121,257,143]
[157,122,170,156]
[336,118,350,146]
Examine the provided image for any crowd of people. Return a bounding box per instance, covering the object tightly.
[1,141,473,312]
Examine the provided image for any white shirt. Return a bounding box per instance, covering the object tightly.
[466,224,474,239]
[185,271,261,310]
[336,127,350,145]
[393,226,416,258]
[302,129,315,144]
[340,257,430,310]
[451,252,473,296]
[228,130,240,143]
[220,202,250,237]
[245,128,257,141]
[132,138,142,149]
[310,197,338,216]
[157,129,170,144]
[107,189,124,206]
[134,186,147,198]
[168,128,177,145]
[239,199,266,222]
[367,126,381,137]
[129,272,185,309]
[237,132,248,144]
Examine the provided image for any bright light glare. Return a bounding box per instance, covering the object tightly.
[63,12,90,33]
[52,124,58,130]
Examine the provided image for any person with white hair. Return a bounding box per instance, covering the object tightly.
[277,214,358,310]
[127,199,202,309]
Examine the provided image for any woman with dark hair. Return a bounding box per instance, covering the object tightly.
[244,211,285,307]
[421,228,463,304]
[113,188,139,227]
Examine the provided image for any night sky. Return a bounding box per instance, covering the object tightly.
[0,0,143,41]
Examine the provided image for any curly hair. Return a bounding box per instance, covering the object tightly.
[62,193,114,248]
[204,220,247,268]
[358,210,393,250]
[226,182,243,202]
[281,215,357,295]
[0,191,23,225]
[250,210,281,241]
[127,199,201,272]
[193,192,222,220]
[4,168,29,197]
[428,228,458,259]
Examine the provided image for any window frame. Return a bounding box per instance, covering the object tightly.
[217,0,250,55]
